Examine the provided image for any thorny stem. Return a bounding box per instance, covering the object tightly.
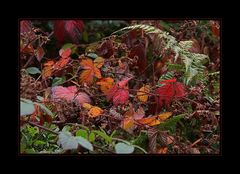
[22,32,54,69]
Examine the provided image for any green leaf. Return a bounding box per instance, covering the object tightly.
[92,130,111,144]
[89,132,95,142]
[33,140,46,146]
[26,125,39,136]
[133,131,148,150]
[75,136,93,151]
[57,131,79,150]
[62,125,71,132]
[159,20,170,31]
[158,71,174,82]
[76,129,88,139]
[86,53,98,59]
[34,102,54,117]
[62,43,77,54]
[26,67,41,74]
[20,100,35,116]
[115,142,134,154]
[157,114,184,133]
[52,76,66,87]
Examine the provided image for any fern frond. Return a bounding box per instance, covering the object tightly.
[112,24,209,85]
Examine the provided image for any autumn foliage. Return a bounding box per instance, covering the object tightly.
[20,20,220,154]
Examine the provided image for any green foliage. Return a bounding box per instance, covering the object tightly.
[115,142,135,154]
[52,76,66,87]
[20,99,35,116]
[76,129,88,139]
[20,124,60,153]
[157,114,185,133]
[132,131,148,151]
[92,128,113,144]
[62,43,77,54]
[75,136,93,151]
[57,131,93,151]
[26,67,41,74]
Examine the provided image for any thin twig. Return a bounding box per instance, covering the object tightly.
[190,138,202,148]
[28,121,59,135]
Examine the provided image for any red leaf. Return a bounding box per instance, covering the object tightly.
[155,78,186,109]
[96,40,114,58]
[65,20,84,43]
[129,43,147,74]
[211,21,220,38]
[160,78,176,84]
[53,57,70,70]
[51,86,91,105]
[106,77,132,106]
[59,48,71,59]
[20,20,32,33]
[35,46,45,62]
[122,30,138,48]
[54,20,84,44]
[54,20,65,44]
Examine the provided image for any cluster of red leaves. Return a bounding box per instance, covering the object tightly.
[155,78,186,109]
[51,86,91,105]
[54,20,84,44]
[106,77,132,106]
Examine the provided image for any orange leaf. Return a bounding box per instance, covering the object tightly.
[122,117,134,132]
[148,119,161,126]
[42,61,54,79]
[79,58,102,85]
[53,57,70,70]
[137,112,172,126]
[44,60,55,66]
[157,147,168,154]
[88,106,103,118]
[137,116,157,125]
[35,46,45,62]
[158,112,172,121]
[96,77,114,94]
[137,85,150,102]
[122,105,135,132]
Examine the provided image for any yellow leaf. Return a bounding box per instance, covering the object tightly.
[96,77,114,94]
[94,57,105,68]
[137,85,150,102]
[88,106,103,118]
[148,119,161,126]
[158,112,172,121]
[82,103,93,109]
[42,61,54,79]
